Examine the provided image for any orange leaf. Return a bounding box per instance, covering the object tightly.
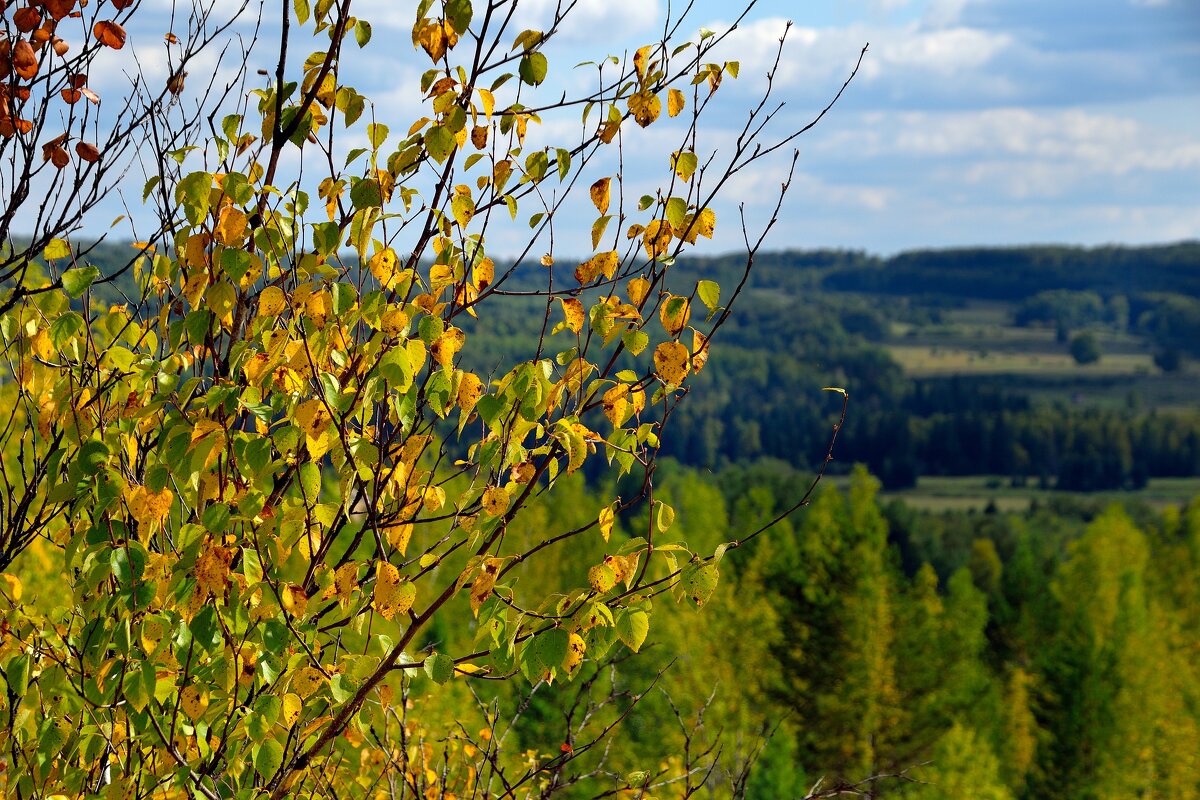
[13,40,38,80]
[75,142,99,162]
[14,8,42,33]
[93,21,127,50]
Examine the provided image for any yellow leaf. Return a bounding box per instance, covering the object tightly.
[653,340,690,385]
[324,562,358,609]
[207,280,236,328]
[602,384,630,428]
[451,189,475,227]
[575,251,618,284]
[588,563,617,593]
[562,632,586,675]
[385,522,413,555]
[692,329,710,372]
[667,88,685,117]
[681,207,716,244]
[627,276,650,305]
[126,485,175,531]
[374,561,415,620]
[294,398,332,440]
[291,666,326,699]
[633,45,653,80]
[377,306,407,337]
[415,19,447,62]
[476,88,495,118]
[214,206,247,245]
[598,505,616,542]
[369,248,399,288]
[182,268,208,310]
[431,326,466,368]
[469,558,503,616]
[482,486,509,517]
[423,484,447,512]
[306,290,333,328]
[181,686,208,720]
[185,233,209,268]
[658,295,690,336]
[0,573,23,602]
[282,693,303,728]
[472,257,494,291]
[510,462,536,484]
[193,543,232,598]
[642,220,672,259]
[457,372,484,413]
[258,286,288,317]
[589,177,611,215]
[628,90,661,128]
[559,298,584,334]
[274,366,304,394]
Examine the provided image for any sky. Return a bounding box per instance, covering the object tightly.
[81,0,1200,257]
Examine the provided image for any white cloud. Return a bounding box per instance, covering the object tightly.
[693,14,1011,107]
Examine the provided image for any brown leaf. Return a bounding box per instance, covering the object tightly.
[43,0,77,22]
[111,0,137,9]
[12,39,38,80]
[14,8,42,33]
[51,37,69,56]
[93,21,127,50]
[75,141,99,162]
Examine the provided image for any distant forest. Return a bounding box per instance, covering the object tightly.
[60,239,1200,491]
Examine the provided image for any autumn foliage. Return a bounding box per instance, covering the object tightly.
[0,1,859,796]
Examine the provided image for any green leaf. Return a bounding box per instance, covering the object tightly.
[621,329,648,356]
[530,628,569,674]
[656,502,675,533]
[255,738,284,780]
[354,19,372,47]
[679,562,719,607]
[671,150,698,182]
[519,52,548,86]
[43,238,72,260]
[125,661,156,712]
[424,652,455,685]
[220,248,252,283]
[366,122,388,149]
[62,265,101,298]
[445,0,473,33]
[298,462,321,501]
[555,147,571,181]
[50,312,83,348]
[177,171,213,226]
[5,654,30,696]
[313,221,342,257]
[615,609,649,653]
[697,280,720,315]
[293,0,310,23]
[425,125,456,163]
[665,197,687,229]
[350,178,383,210]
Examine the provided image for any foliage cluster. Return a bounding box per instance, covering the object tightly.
[0,0,864,797]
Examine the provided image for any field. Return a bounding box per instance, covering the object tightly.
[868,475,1200,513]
[883,300,1199,411]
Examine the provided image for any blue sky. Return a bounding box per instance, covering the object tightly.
[90,0,1199,256]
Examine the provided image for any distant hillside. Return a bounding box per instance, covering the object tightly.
[819,242,1200,300]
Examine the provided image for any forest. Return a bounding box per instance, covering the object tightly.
[2,0,1198,794]
[10,239,1190,797]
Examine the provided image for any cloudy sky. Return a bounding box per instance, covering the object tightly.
[92,0,1199,256]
